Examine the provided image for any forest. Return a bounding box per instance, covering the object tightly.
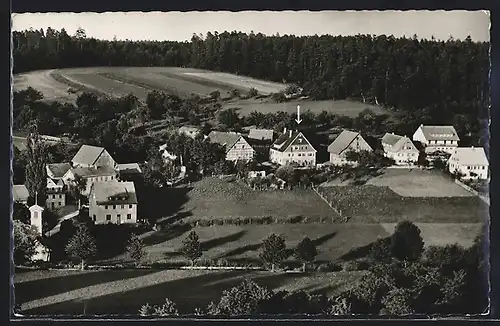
[13,28,490,125]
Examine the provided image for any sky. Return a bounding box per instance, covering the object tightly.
[12,11,490,42]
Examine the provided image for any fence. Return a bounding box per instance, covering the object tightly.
[454,179,490,206]
[311,186,347,222]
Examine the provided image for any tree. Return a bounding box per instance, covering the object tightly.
[182,231,202,266]
[153,298,179,316]
[13,202,30,224]
[294,236,317,272]
[380,287,415,315]
[207,279,273,316]
[248,87,258,97]
[327,296,353,315]
[126,233,146,266]
[139,303,153,316]
[218,108,240,129]
[259,233,288,272]
[13,220,39,265]
[390,220,424,262]
[65,224,97,270]
[25,127,48,206]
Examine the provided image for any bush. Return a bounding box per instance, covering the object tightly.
[316,262,342,272]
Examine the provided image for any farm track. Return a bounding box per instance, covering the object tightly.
[49,71,110,98]
[97,72,184,97]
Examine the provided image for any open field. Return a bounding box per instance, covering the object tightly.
[321,168,475,198]
[15,269,364,315]
[223,98,388,117]
[138,223,390,264]
[13,67,289,102]
[178,177,340,221]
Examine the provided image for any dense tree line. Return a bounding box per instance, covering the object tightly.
[13,29,489,124]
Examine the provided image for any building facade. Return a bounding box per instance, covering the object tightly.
[412,124,460,154]
[269,129,316,166]
[89,181,138,224]
[208,131,255,162]
[381,133,419,165]
[46,178,66,209]
[72,144,118,169]
[327,130,373,166]
[448,147,489,180]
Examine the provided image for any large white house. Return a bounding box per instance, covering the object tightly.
[208,131,255,162]
[448,147,489,180]
[412,124,460,154]
[269,129,316,166]
[327,130,373,166]
[89,181,138,224]
[381,133,419,165]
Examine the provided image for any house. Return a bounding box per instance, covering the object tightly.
[63,165,118,195]
[412,124,460,154]
[13,184,29,204]
[178,126,201,139]
[46,178,66,209]
[159,144,178,162]
[248,170,267,179]
[71,144,118,169]
[207,131,255,162]
[46,163,72,180]
[381,133,419,165]
[89,181,138,225]
[248,128,274,142]
[327,130,373,166]
[117,163,143,181]
[448,147,489,180]
[269,129,316,166]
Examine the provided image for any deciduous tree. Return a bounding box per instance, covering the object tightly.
[65,224,97,270]
[294,236,317,272]
[259,233,288,272]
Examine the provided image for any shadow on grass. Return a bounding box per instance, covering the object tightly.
[138,185,192,223]
[25,270,250,316]
[217,243,262,259]
[142,222,193,247]
[312,232,337,247]
[339,236,390,261]
[14,269,156,304]
[201,230,247,251]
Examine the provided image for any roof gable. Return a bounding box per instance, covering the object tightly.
[382,133,417,152]
[248,129,274,141]
[93,181,138,204]
[271,130,314,152]
[46,163,72,178]
[328,130,363,154]
[419,125,460,141]
[13,185,29,201]
[72,145,105,166]
[207,131,243,153]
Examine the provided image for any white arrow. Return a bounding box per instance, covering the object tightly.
[295,105,302,124]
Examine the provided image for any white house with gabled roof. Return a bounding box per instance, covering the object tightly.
[207,131,255,162]
[327,130,373,166]
[269,128,316,166]
[412,124,460,154]
[448,146,489,180]
[381,133,419,165]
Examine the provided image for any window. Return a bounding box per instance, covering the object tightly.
[113,205,116,209]
[127,214,132,220]
[105,205,108,209]
[121,205,124,209]
[33,211,38,218]
[111,176,114,180]
[93,215,96,222]
[117,214,121,220]
[106,214,111,221]
[59,202,62,206]
[129,205,133,208]
[59,194,62,199]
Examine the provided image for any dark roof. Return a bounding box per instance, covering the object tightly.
[71,145,105,166]
[72,165,117,178]
[271,130,301,152]
[419,125,460,141]
[13,185,29,202]
[92,181,138,205]
[248,128,274,141]
[327,130,361,154]
[207,131,243,152]
[118,163,142,174]
[46,163,72,178]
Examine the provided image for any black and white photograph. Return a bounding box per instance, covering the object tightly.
[11,10,491,318]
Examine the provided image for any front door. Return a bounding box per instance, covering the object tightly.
[117,214,121,224]
[51,202,55,209]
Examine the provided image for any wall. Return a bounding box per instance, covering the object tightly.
[90,203,137,224]
[46,192,66,209]
[94,150,118,168]
[226,138,255,161]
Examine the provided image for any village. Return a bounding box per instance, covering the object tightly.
[13,116,489,263]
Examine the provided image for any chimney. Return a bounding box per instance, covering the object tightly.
[289,130,292,137]
[472,146,474,150]
[283,127,287,134]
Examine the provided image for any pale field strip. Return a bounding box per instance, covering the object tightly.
[183,72,288,95]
